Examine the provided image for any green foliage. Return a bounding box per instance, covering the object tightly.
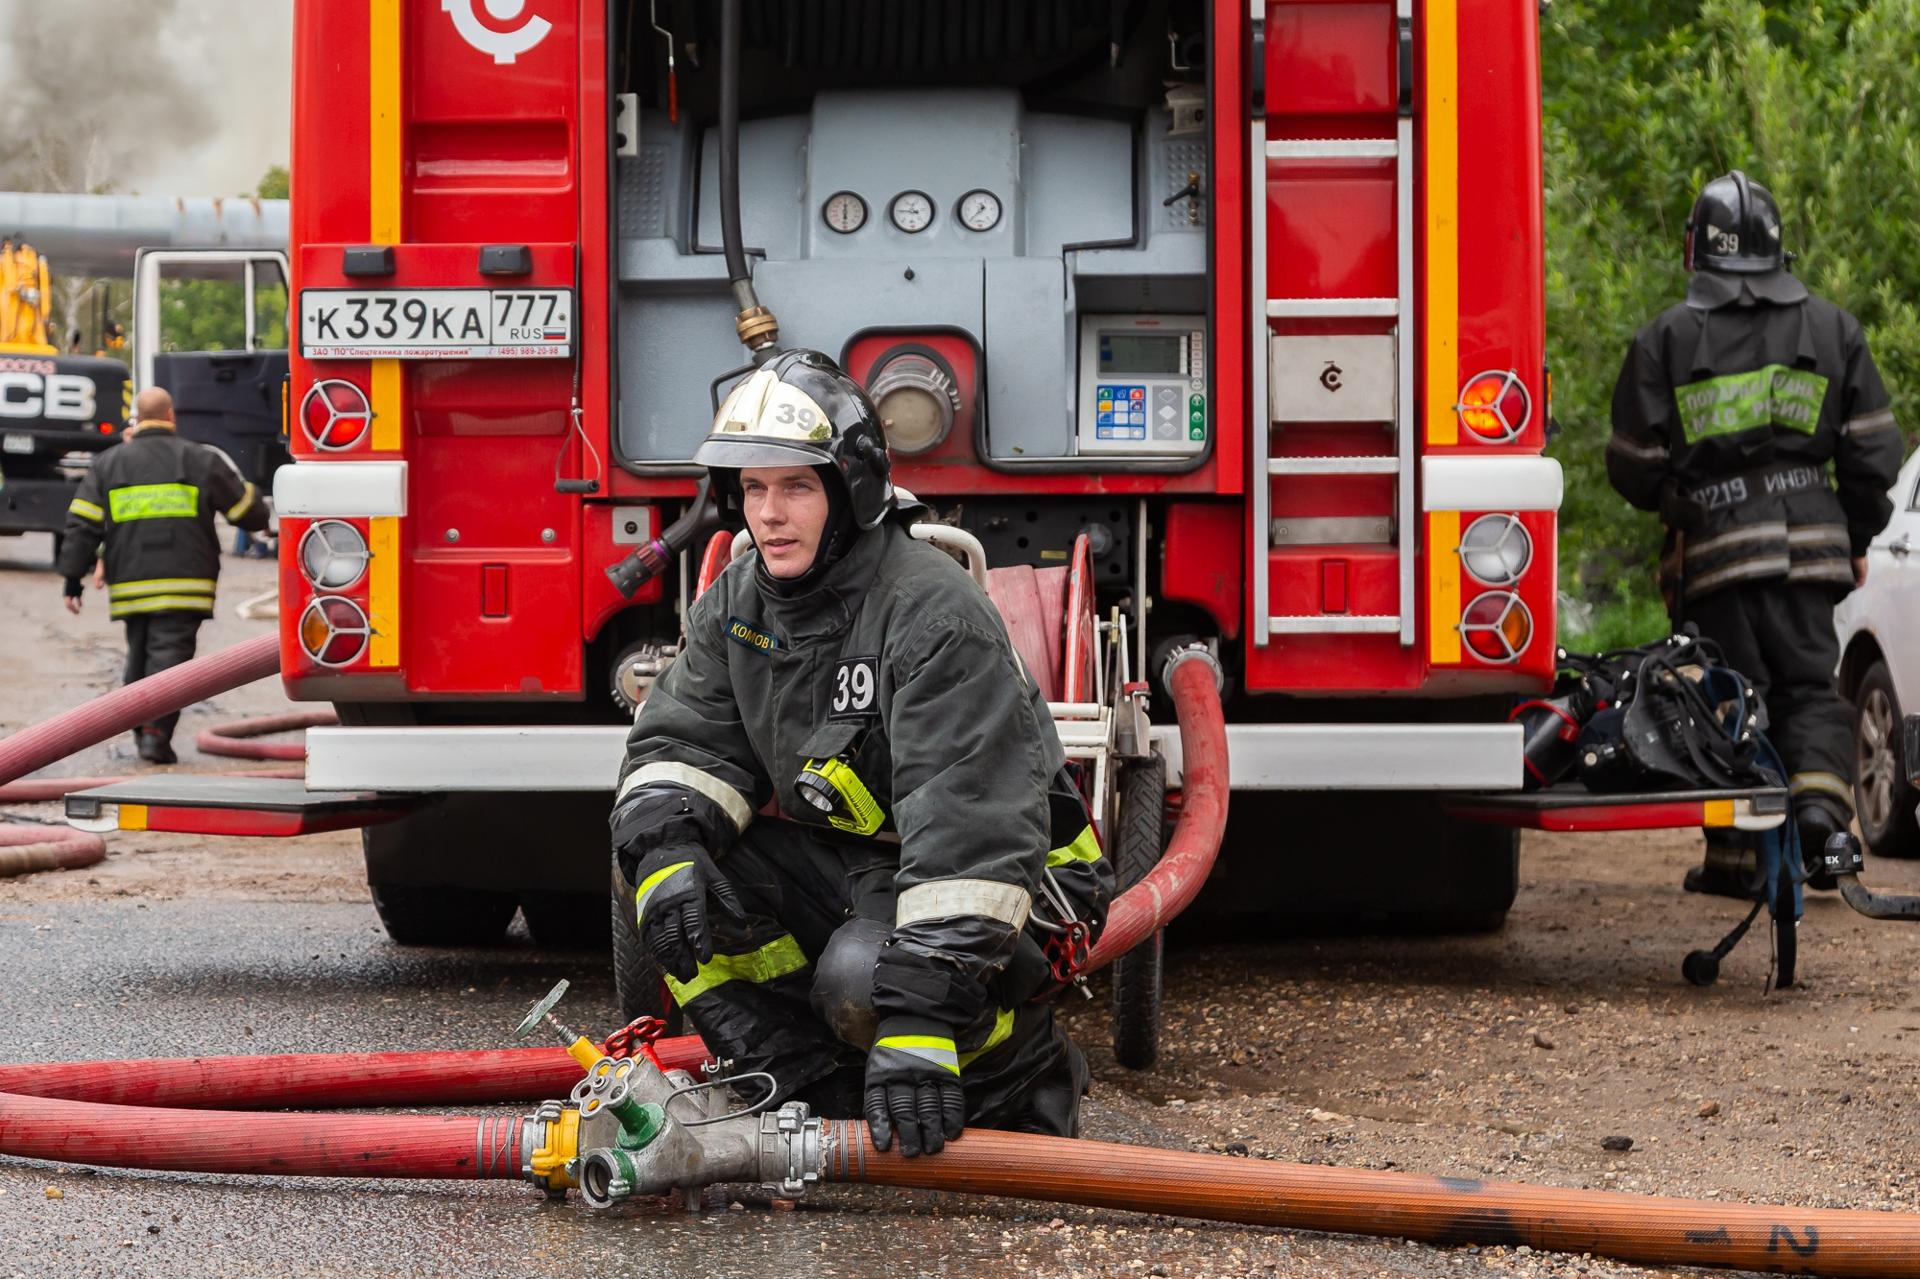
[1544,0,1920,642]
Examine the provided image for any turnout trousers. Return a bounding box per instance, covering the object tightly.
[1682,583,1854,824]
[122,610,204,744]
[660,818,1086,1136]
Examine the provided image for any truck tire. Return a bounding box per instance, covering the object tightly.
[611,866,681,1032]
[367,877,518,947]
[1851,659,1920,859]
[520,890,613,951]
[361,815,517,947]
[1110,754,1167,1070]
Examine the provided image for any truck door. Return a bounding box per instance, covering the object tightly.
[132,248,293,490]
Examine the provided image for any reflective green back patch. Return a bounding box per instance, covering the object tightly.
[1675,364,1828,443]
[108,482,199,522]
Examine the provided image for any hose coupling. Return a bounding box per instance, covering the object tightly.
[1160,641,1225,698]
[758,1104,825,1197]
[734,305,780,352]
[521,1099,581,1194]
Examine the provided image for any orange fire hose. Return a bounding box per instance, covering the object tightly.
[824,1123,1920,1278]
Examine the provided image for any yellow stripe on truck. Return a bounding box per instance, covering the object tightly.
[1428,510,1462,665]
[365,3,404,667]
[368,514,400,668]
[1423,0,1459,447]
[368,1,404,455]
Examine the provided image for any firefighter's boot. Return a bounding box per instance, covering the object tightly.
[1798,800,1847,893]
[1683,830,1763,902]
[136,727,177,766]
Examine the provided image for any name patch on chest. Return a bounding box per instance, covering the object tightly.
[829,655,881,721]
[727,617,783,653]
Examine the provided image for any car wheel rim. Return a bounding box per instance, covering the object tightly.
[1857,686,1896,833]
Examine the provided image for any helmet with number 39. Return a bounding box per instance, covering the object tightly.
[697,348,895,528]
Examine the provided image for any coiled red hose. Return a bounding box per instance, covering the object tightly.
[1086,652,1228,970]
[0,1037,713,1109]
[0,1090,525,1180]
[0,633,280,789]
[827,1123,1920,1279]
[0,822,105,877]
[195,709,338,761]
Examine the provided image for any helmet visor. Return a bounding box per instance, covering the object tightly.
[694,436,833,470]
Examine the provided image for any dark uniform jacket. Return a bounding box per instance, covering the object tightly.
[616,515,1107,1021]
[56,422,267,618]
[1608,288,1903,600]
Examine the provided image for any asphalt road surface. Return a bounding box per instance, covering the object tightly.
[4,532,1920,1278]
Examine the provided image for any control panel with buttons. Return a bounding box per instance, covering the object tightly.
[1076,315,1208,458]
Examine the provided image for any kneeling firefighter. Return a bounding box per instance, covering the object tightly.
[610,349,1111,1155]
[1608,171,1903,895]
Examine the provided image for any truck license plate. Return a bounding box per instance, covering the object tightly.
[2,433,32,455]
[299,288,573,360]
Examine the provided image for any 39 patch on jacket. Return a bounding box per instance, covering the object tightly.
[829,655,881,721]
[727,617,783,653]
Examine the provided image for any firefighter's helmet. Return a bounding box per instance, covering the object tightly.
[1684,170,1786,275]
[696,348,894,528]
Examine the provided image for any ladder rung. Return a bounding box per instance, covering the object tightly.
[1265,139,1398,160]
[1266,297,1399,319]
[1268,456,1399,476]
[1267,615,1403,636]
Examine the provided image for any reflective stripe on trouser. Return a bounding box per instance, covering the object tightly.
[667,817,1083,1135]
[1683,522,1852,598]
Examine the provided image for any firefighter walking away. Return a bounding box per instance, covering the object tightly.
[611,349,1110,1155]
[1607,170,1903,896]
[57,386,270,764]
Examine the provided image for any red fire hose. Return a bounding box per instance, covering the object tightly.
[195,708,337,761]
[0,822,104,876]
[0,633,280,790]
[829,1123,1920,1279]
[1086,650,1228,970]
[0,1090,525,1181]
[0,1037,712,1109]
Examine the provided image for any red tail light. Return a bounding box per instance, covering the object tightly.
[1459,591,1533,664]
[1456,371,1531,443]
[299,380,374,451]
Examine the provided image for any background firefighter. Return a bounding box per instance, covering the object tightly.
[56,386,270,764]
[1607,170,1904,896]
[610,349,1110,1156]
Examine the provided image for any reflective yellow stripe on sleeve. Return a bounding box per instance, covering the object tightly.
[67,498,104,523]
[662,934,809,1005]
[958,1008,1016,1069]
[226,482,258,522]
[1046,824,1102,868]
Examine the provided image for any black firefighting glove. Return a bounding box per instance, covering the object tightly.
[628,845,747,983]
[62,576,84,599]
[864,1015,966,1158]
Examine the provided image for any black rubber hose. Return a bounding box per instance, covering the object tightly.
[718,0,753,308]
[1839,876,1920,921]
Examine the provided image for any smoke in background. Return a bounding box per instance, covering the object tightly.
[0,0,290,196]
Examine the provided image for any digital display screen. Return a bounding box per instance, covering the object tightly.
[1098,332,1184,376]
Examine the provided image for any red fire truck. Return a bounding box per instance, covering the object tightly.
[255,0,1567,948]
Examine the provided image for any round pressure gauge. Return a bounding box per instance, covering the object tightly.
[889,191,934,233]
[822,191,867,234]
[956,189,1001,232]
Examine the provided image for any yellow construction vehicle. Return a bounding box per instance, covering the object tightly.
[0,237,131,560]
